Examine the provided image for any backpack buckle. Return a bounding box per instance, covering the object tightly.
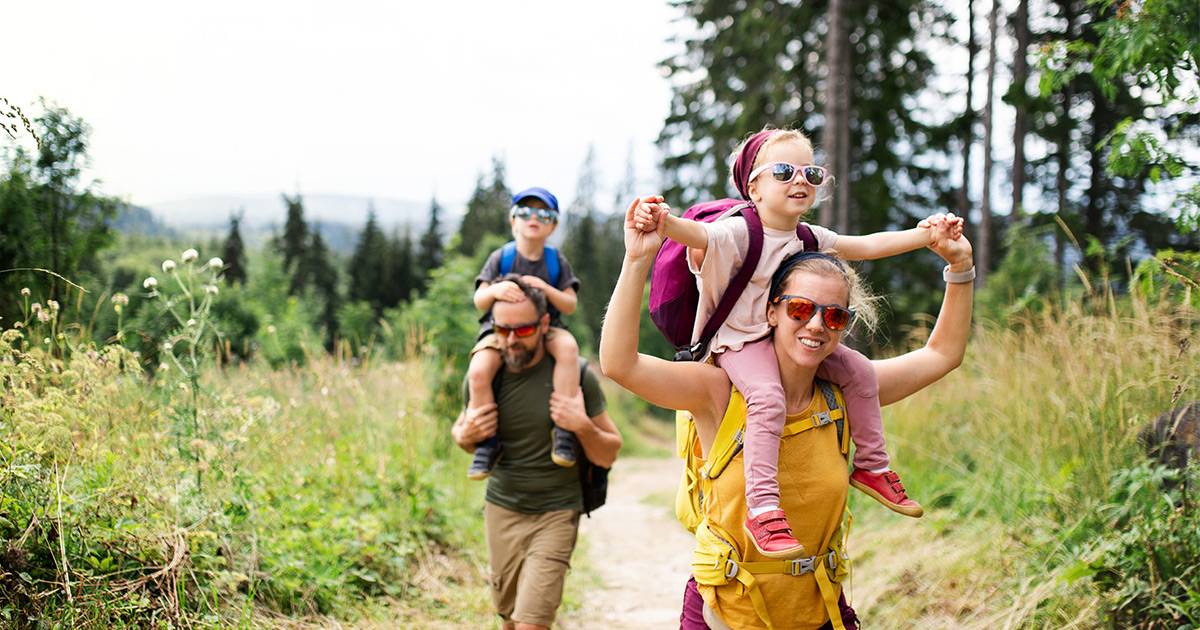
[789,556,816,576]
[717,558,738,579]
[811,411,832,428]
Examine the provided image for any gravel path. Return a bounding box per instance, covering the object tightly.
[558,456,697,630]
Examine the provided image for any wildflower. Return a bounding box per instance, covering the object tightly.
[20,288,30,297]
[162,341,173,351]
[43,337,50,345]
[47,300,58,312]
[111,293,129,307]
[159,363,169,372]
[162,260,176,273]
[204,285,219,296]
[181,249,199,264]
[31,302,41,314]
[207,257,223,271]
[266,325,277,335]
[143,277,158,290]
[38,309,53,323]
[186,319,196,327]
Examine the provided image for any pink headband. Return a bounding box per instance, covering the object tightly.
[732,129,778,201]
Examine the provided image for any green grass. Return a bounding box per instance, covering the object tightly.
[849,289,1200,629]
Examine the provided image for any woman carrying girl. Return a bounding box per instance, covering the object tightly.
[634,127,963,557]
[602,192,974,629]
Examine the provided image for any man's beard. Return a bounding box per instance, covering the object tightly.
[503,339,542,371]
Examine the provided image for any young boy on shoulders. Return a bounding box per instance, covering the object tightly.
[466,187,584,479]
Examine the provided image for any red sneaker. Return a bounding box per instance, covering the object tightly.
[849,469,924,517]
[743,509,805,559]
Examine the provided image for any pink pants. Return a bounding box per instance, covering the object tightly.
[720,337,887,510]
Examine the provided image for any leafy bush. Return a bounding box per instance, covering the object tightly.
[1062,462,1199,629]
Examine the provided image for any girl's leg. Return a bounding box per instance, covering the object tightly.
[720,338,787,511]
[819,345,922,517]
[721,339,803,557]
[467,343,505,479]
[817,345,887,471]
[544,328,579,467]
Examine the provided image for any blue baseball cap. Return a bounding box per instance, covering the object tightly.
[511,187,559,212]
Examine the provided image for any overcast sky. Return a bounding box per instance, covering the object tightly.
[6,0,685,214]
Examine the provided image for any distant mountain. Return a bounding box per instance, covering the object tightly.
[112,203,175,237]
[144,194,462,234]
[137,194,464,255]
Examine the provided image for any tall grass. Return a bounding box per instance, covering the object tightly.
[862,288,1199,628]
[0,327,489,626]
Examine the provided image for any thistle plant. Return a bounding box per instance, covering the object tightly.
[143,249,225,485]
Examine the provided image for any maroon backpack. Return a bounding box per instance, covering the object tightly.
[648,199,817,361]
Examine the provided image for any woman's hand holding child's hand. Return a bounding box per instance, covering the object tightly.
[918,212,964,242]
[633,196,670,233]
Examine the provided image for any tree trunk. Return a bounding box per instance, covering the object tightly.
[1010,0,1030,224]
[959,0,977,222]
[823,0,851,234]
[979,0,999,286]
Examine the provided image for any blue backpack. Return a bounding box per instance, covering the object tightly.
[499,241,560,287]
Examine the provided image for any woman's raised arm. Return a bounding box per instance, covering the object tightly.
[875,225,975,405]
[600,197,726,414]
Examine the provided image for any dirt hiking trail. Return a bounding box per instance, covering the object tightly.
[559,456,696,630]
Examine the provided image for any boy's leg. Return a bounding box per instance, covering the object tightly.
[819,345,922,517]
[467,339,505,480]
[720,339,803,558]
[544,328,579,467]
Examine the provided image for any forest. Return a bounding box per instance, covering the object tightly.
[0,0,1197,627]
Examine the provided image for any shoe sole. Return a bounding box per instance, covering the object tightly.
[551,453,576,467]
[849,478,924,517]
[742,523,807,559]
[467,454,503,480]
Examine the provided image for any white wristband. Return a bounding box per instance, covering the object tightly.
[943,265,976,284]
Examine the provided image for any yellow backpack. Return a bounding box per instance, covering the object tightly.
[674,379,853,630]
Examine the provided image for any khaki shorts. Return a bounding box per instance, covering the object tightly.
[484,502,580,627]
[471,327,563,356]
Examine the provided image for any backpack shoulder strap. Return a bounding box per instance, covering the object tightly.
[500,241,560,288]
[815,378,849,457]
[797,223,818,252]
[544,245,561,287]
[690,204,763,359]
[499,241,518,276]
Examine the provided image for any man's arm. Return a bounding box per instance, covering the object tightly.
[548,390,622,468]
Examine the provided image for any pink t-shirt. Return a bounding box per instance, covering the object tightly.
[688,212,838,356]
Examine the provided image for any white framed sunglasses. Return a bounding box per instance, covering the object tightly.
[510,205,559,224]
[748,162,829,187]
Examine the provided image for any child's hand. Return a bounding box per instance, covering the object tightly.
[520,275,551,294]
[491,280,527,303]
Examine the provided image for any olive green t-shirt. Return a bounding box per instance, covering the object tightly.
[462,357,607,514]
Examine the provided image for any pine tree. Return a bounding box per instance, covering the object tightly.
[277,193,309,295]
[347,207,388,311]
[456,157,511,256]
[221,213,248,286]
[417,196,444,292]
[306,226,340,348]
